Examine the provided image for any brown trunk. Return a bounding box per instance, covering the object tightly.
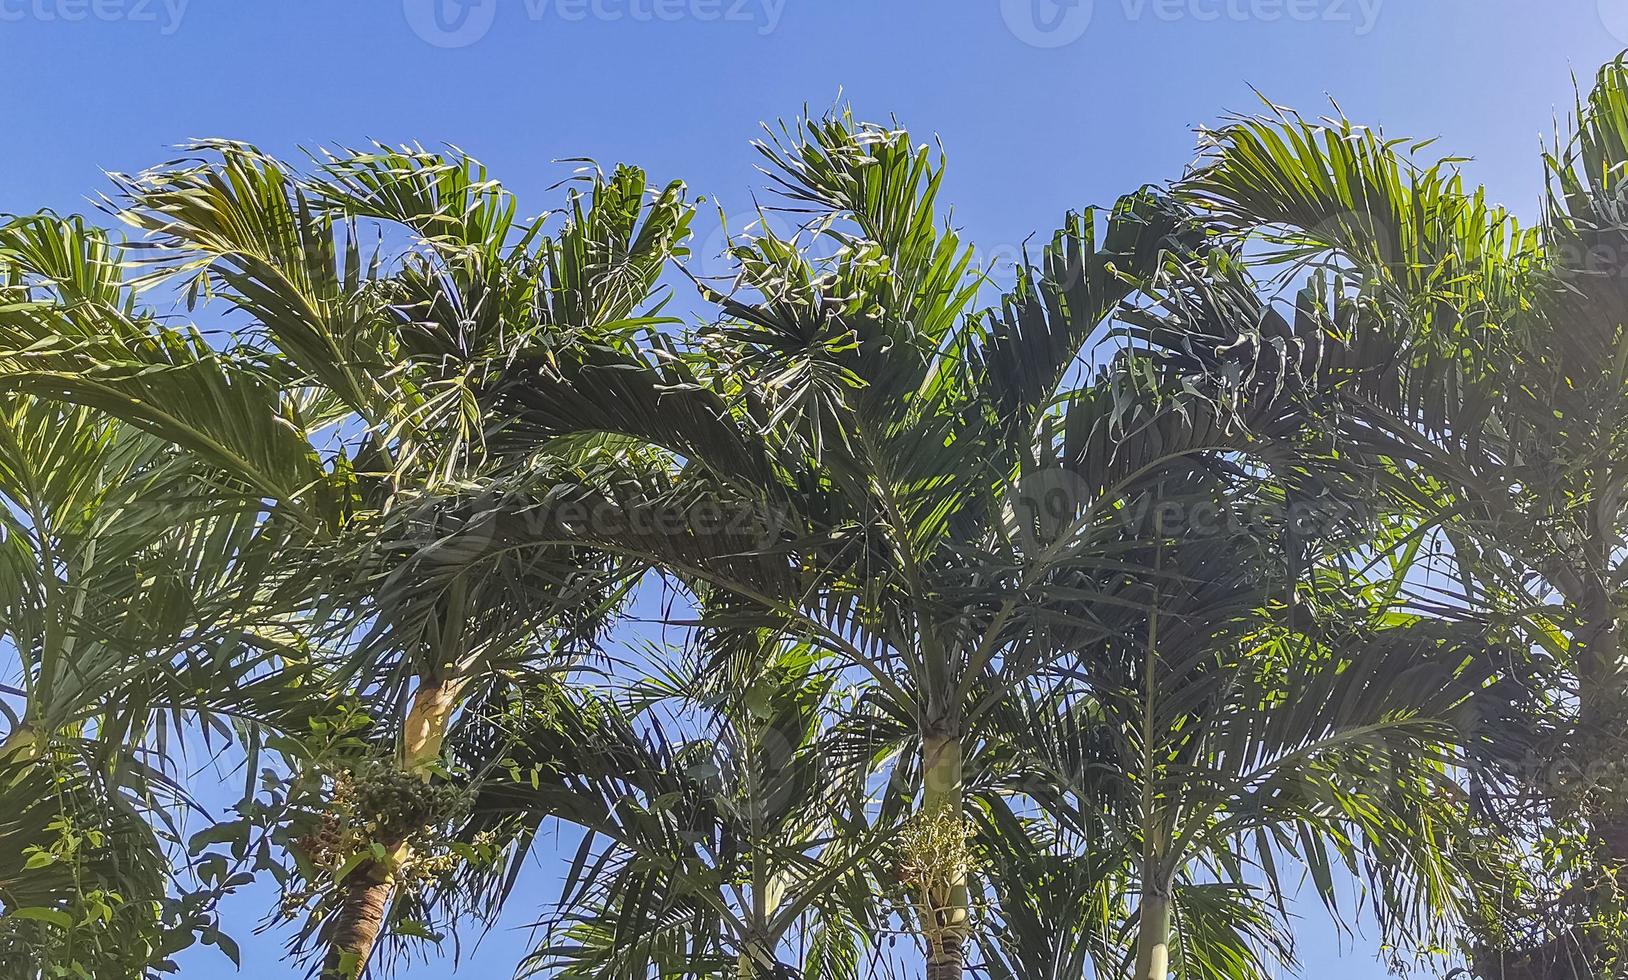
[320,676,465,978]
[925,934,966,980]
[322,859,396,979]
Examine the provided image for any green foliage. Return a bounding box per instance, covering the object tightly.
[11,59,1628,978]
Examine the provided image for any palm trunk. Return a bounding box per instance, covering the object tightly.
[925,935,967,980]
[1135,545,1174,980]
[321,676,466,979]
[1134,877,1174,980]
[324,864,396,980]
[399,675,466,775]
[1467,548,1625,977]
[1574,585,1628,980]
[920,728,969,980]
[1573,575,1628,864]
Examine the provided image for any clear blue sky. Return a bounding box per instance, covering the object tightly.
[1,1,1620,977]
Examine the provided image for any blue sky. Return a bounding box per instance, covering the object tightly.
[1,1,1622,977]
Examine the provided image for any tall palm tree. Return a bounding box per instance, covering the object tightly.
[1024,482,1519,979]
[0,213,316,976]
[479,111,1394,978]
[0,143,698,977]
[1178,54,1628,978]
[449,639,882,980]
[685,112,1537,980]
[0,100,1556,980]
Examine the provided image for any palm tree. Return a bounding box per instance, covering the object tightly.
[475,110,1230,976]
[1028,481,1519,979]
[0,213,315,976]
[0,143,699,977]
[448,639,882,980]
[688,112,1541,980]
[479,110,1420,978]
[1178,54,1628,978]
[0,97,1560,980]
